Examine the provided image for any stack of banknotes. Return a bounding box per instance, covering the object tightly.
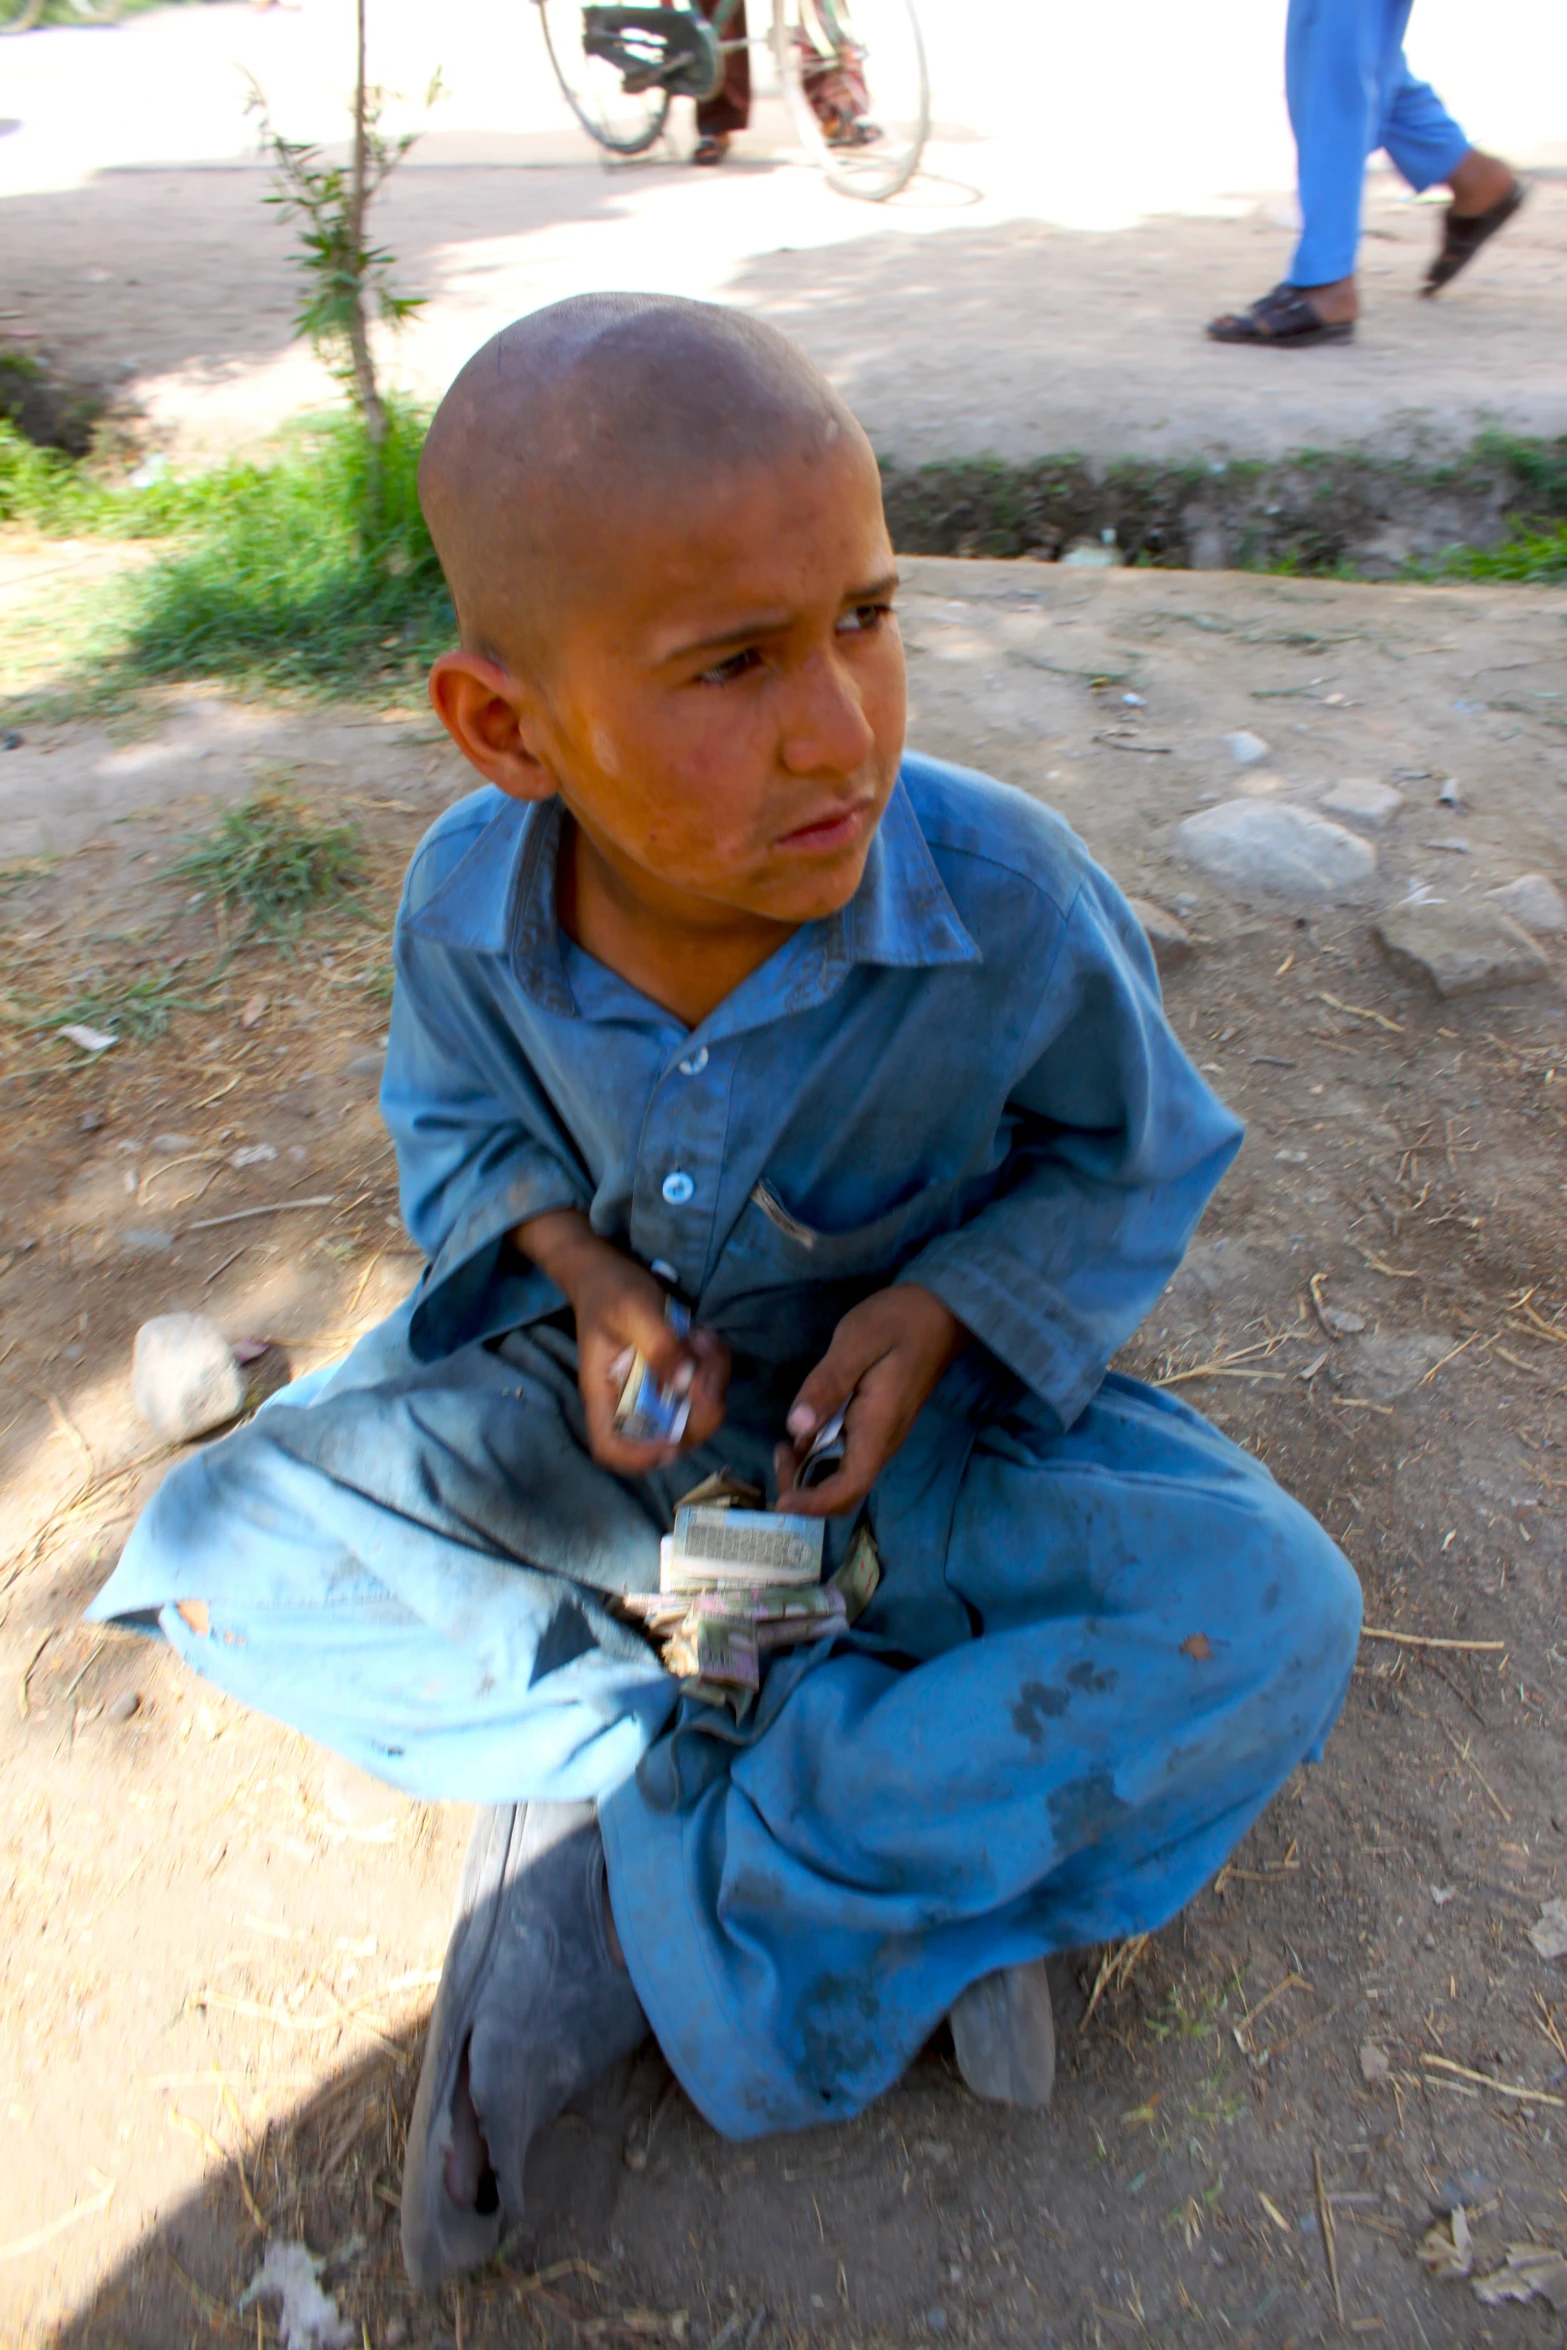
[619,1471,880,1720]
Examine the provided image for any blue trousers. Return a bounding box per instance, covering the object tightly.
[1287,0,1470,284]
[91,1300,1360,2137]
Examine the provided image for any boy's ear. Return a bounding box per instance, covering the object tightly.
[427,651,559,803]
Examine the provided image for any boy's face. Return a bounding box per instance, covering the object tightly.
[452,435,905,933]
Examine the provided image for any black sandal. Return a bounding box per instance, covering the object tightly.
[692,133,730,166]
[1206,281,1354,348]
[1422,177,1525,296]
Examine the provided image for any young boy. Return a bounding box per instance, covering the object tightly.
[90,294,1360,2294]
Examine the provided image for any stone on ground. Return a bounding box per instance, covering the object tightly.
[1320,778,1404,829]
[1486,873,1566,935]
[132,1311,246,1440]
[1126,896,1197,971]
[1175,799,1378,900]
[1374,901,1550,997]
[1222,730,1269,767]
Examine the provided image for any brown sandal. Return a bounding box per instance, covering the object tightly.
[1422,177,1526,296]
[692,133,730,166]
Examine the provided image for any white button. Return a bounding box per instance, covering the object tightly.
[678,1046,709,1077]
[650,1259,678,1284]
[661,1171,696,1207]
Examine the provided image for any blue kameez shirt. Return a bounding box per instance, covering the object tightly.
[382,751,1242,1425]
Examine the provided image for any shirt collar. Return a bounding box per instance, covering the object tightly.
[408,768,980,1025]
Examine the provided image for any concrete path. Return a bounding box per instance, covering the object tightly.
[1,0,1564,463]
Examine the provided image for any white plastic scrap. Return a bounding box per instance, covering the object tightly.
[58,1023,118,1055]
[239,2242,355,2350]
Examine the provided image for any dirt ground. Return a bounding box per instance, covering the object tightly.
[6,157,1566,473]
[5,0,1567,474]
[2,560,1566,2350]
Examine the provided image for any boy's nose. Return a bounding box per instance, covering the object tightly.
[777,649,876,777]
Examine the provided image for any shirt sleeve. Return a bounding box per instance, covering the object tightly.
[382,925,591,1361]
[897,869,1243,1428]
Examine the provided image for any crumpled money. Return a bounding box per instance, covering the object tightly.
[621,1485,881,1722]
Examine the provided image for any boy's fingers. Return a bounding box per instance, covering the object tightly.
[680,1342,731,1450]
[780,1376,900,1518]
[580,1367,680,1475]
[786,1324,888,1444]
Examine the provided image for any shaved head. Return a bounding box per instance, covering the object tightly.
[419,294,871,678]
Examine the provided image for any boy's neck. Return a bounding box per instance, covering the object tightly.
[556,812,799,1031]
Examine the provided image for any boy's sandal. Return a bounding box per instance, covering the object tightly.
[692,133,730,165]
[400,1802,647,2294]
[949,1956,1057,2108]
[1206,282,1355,348]
[1422,177,1526,296]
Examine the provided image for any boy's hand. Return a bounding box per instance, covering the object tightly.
[514,1209,730,1475]
[774,1283,969,1518]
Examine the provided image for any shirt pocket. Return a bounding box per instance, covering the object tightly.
[736,1174,961,1286]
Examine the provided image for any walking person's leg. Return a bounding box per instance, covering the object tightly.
[1208,0,1393,346]
[1379,58,1524,294]
[693,0,750,163]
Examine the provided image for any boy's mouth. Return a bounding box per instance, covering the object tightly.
[775,799,876,854]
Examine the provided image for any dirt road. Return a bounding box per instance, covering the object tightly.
[3,0,1566,467]
[2,561,1565,2348]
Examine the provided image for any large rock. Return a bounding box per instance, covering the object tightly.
[1487,873,1566,935]
[1126,896,1197,972]
[132,1312,246,1441]
[1176,799,1378,900]
[1374,900,1549,997]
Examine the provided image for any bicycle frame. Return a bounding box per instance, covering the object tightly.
[581,0,748,105]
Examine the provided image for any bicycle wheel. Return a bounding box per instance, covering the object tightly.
[537,0,673,157]
[771,0,927,201]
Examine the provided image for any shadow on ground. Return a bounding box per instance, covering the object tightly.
[47,2007,1066,2350]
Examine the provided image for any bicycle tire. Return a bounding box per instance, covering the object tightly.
[771,0,927,201]
[537,0,672,158]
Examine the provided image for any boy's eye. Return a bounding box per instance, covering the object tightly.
[837,601,893,637]
[695,646,764,686]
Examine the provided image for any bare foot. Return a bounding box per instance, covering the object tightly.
[175,1600,209,1636]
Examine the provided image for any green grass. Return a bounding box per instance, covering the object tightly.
[46,964,218,1043]
[117,406,453,689]
[1431,520,1567,585]
[170,791,366,939]
[0,402,454,694]
[6,405,1567,709]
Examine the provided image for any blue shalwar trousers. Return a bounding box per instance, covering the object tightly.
[1287,0,1470,284]
[92,1300,1360,2138]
